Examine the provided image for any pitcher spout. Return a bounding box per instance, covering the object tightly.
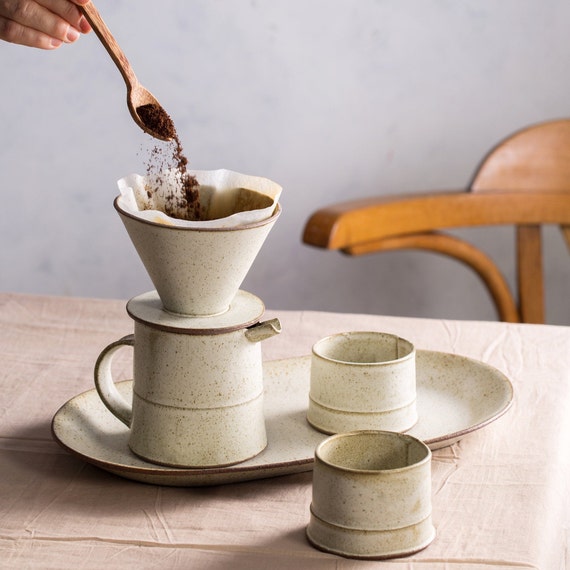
[245,318,282,343]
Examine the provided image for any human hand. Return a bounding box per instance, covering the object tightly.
[0,0,92,50]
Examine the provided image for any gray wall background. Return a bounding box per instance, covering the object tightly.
[1,0,569,324]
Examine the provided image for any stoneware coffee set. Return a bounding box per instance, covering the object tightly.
[52,170,514,560]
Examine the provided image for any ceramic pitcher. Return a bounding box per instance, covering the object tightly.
[94,290,281,468]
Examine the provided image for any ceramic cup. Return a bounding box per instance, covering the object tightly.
[306,430,436,560]
[115,199,281,317]
[93,290,281,468]
[307,331,418,434]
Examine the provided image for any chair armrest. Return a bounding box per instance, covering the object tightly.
[302,190,570,250]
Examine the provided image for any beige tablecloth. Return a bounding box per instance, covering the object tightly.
[0,292,569,569]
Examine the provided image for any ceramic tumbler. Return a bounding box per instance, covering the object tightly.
[307,331,418,434]
[306,430,436,559]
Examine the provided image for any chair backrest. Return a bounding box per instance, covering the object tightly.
[471,119,570,193]
[470,120,570,322]
[302,120,570,323]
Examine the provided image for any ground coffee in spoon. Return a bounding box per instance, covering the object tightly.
[137,103,200,220]
[137,103,176,140]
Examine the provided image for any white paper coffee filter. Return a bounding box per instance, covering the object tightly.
[117,169,282,228]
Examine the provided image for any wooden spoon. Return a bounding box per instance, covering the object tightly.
[79,2,174,141]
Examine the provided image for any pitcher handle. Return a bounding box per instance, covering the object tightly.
[94,334,134,427]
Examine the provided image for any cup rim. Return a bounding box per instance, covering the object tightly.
[312,331,415,366]
[315,430,431,474]
[114,197,281,232]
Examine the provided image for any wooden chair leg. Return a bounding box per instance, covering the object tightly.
[561,225,570,252]
[517,225,545,324]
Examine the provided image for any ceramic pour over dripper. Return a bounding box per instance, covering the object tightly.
[116,169,282,316]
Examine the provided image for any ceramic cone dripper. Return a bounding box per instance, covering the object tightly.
[115,169,282,316]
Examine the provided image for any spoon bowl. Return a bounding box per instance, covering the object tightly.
[79,2,174,141]
[127,85,176,141]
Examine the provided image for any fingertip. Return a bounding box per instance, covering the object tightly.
[65,27,80,43]
[78,17,91,34]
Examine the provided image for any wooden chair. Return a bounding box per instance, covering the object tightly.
[302,119,570,324]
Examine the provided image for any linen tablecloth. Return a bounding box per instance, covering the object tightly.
[1,292,569,569]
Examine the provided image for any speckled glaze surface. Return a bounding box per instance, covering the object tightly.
[306,431,435,559]
[93,291,280,468]
[308,332,417,434]
[53,352,513,486]
[115,198,281,317]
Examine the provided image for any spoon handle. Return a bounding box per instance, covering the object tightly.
[79,2,139,91]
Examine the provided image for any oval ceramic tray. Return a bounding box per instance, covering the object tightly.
[52,351,513,486]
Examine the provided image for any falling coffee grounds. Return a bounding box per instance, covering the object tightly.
[137,103,201,220]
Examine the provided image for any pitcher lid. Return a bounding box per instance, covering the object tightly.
[126,290,265,334]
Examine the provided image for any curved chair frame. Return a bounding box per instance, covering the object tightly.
[302,120,570,323]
